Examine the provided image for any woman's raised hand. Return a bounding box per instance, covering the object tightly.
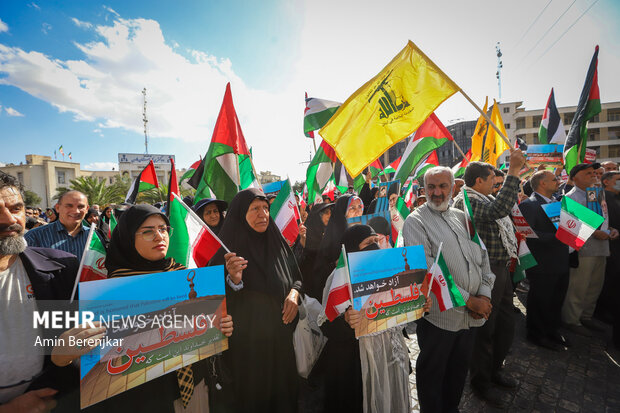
[224,252,247,285]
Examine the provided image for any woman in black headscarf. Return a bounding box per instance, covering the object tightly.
[89,204,233,412]
[210,188,302,413]
[299,202,333,297]
[192,198,228,234]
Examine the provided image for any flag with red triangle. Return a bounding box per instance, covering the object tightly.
[167,157,180,216]
[125,160,159,203]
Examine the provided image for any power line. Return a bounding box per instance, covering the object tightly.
[520,0,578,63]
[514,0,553,49]
[533,0,600,66]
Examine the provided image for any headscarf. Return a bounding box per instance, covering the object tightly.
[105,204,184,276]
[316,194,354,265]
[86,207,99,221]
[210,188,302,302]
[100,206,112,224]
[192,198,228,234]
[387,182,400,198]
[304,203,333,252]
[342,224,376,253]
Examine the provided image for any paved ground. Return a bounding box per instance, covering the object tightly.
[406,287,620,412]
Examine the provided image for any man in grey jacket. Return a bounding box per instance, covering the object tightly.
[403,166,495,413]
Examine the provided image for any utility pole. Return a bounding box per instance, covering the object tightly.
[142,88,149,154]
[496,42,503,102]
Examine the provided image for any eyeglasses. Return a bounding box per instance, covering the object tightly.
[135,226,173,241]
[493,183,503,188]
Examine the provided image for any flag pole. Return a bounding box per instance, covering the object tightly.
[452,138,467,160]
[427,241,444,296]
[459,90,512,149]
[70,224,96,303]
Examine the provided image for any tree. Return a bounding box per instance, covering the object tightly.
[53,176,128,205]
[137,184,196,205]
[23,190,42,206]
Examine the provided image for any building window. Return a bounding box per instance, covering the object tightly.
[17,172,24,183]
[532,116,542,128]
[503,107,510,113]
[516,119,525,129]
[608,110,620,122]
[109,177,114,184]
[589,132,598,141]
[591,114,599,122]
[564,113,574,124]
[608,145,620,158]
[608,126,620,140]
[504,123,510,129]
[57,171,65,185]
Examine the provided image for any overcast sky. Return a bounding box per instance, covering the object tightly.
[1,0,618,181]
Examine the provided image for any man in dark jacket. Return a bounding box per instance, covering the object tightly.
[519,170,569,351]
[0,172,79,412]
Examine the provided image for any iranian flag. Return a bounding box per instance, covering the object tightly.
[193,83,255,203]
[394,113,453,185]
[413,150,439,181]
[270,179,301,246]
[426,251,465,312]
[404,181,416,209]
[511,234,538,283]
[166,193,226,268]
[556,196,604,250]
[564,46,601,174]
[70,224,107,301]
[318,246,352,324]
[108,212,117,239]
[180,159,201,182]
[125,160,159,203]
[322,180,336,202]
[462,189,486,249]
[304,94,341,138]
[451,149,472,178]
[391,197,411,243]
[539,88,566,144]
[306,140,337,203]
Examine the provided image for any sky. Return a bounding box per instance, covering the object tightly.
[1,0,619,182]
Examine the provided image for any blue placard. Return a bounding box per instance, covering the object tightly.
[541,201,561,229]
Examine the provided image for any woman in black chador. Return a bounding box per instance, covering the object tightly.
[210,188,302,412]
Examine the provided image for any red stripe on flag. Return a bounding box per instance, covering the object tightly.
[192,227,221,267]
[80,266,107,282]
[281,219,299,247]
[556,227,586,251]
[325,285,351,321]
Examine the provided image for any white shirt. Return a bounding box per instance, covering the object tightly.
[0,257,44,403]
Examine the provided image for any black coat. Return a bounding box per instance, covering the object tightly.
[519,193,569,275]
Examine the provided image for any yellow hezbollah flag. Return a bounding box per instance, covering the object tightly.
[319,41,459,177]
[483,100,510,167]
[470,97,488,162]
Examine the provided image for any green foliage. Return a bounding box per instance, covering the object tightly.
[53,176,128,205]
[23,190,42,206]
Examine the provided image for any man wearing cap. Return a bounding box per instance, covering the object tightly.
[562,163,619,336]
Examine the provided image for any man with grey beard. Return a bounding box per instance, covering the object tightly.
[0,172,79,413]
[403,166,495,413]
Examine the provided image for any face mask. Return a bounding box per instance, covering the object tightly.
[361,243,380,252]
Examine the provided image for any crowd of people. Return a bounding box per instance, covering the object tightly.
[1,151,619,413]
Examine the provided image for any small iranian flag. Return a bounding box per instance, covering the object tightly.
[404,181,416,209]
[270,179,301,246]
[451,149,472,178]
[125,160,159,203]
[304,95,341,138]
[511,234,538,283]
[70,224,107,301]
[394,113,453,185]
[462,189,486,250]
[426,250,465,312]
[556,196,604,250]
[166,193,226,268]
[318,245,352,324]
[539,88,566,144]
[391,197,410,243]
[306,140,337,203]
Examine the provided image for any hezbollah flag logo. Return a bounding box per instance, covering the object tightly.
[369,70,411,121]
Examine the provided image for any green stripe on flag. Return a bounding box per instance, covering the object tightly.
[166,199,191,266]
[437,254,466,307]
[563,196,604,229]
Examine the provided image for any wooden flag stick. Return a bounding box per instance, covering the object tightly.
[452,138,467,160]
[459,90,512,149]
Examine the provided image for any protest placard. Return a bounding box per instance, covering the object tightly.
[348,245,427,338]
[79,266,227,408]
[542,201,561,229]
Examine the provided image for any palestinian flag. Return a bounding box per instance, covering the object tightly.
[108,211,117,239]
[166,194,224,268]
[318,246,352,324]
[352,173,366,195]
[511,234,537,283]
[306,140,337,203]
[70,224,107,301]
[426,252,465,312]
[564,46,601,174]
[180,159,201,182]
[539,88,566,144]
[368,158,384,179]
[334,160,350,193]
[304,94,341,138]
[394,113,453,185]
[125,160,159,203]
[194,83,252,203]
[556,196,604,250]
[187,158,212,201]
[166,157,180,216]
[462,189,486,249]
[451,150,471,178]
[380,156,401,176]
[239,148,261,190]
[391,197,410,243]
[271,179,301,246]
[413,151,439,181]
